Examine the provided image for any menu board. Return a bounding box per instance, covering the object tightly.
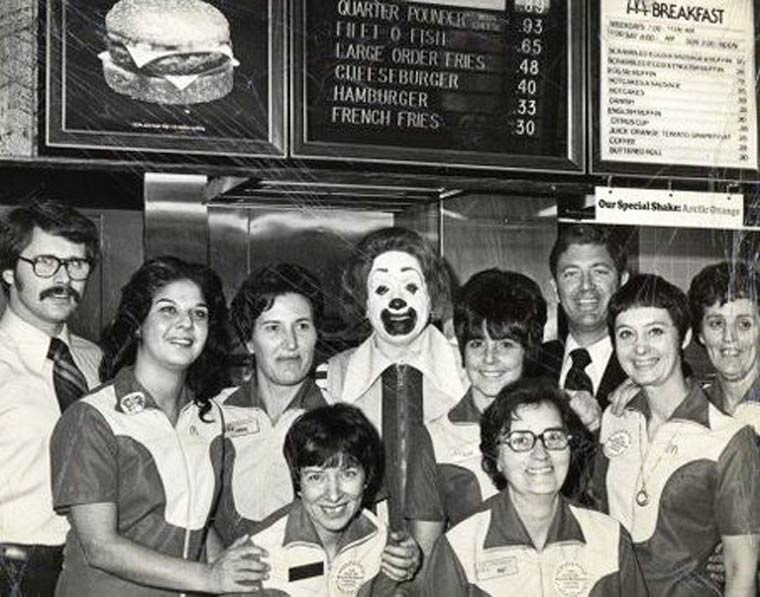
[598,0,758,171]
[292,0,583,171]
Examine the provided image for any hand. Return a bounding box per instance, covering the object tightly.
[706,542,725,586]
[208,534,270,594]
[609,378,641,417]
[568,390,602,432]
[381,530,421,583]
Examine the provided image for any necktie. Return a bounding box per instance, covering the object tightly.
[381,364,424,528]
[48,338,88,412]
[564,348,593,394]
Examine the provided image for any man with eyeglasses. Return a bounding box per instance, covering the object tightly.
[0,199,101,596]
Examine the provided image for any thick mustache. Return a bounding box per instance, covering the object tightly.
[40,285,82,303]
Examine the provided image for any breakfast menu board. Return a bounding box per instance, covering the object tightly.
[599,0,758,170]
[293,0,583,171]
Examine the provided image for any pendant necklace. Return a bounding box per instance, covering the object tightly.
[635,418,683,508]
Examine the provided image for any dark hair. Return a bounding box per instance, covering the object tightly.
[0,199,100,296]
[342,227,451,322]
[607,273,691,344]
[549,224,627,279]
[99,256,230,419]
[455,269,547,371]
[284,403,383,506]
[480,377,587,493]
[230,263,323,346]
[688,261,758,342]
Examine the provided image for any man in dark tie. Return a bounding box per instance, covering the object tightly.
[0,199,101,596]
[540,224,630,419]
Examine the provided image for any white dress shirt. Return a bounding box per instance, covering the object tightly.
[559,334,613,396]
[0,307,101,545]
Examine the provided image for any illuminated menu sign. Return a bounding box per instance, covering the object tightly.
[294,0,581,171]
[600,0,757,170]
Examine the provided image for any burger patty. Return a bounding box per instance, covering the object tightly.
[107,39,230,76]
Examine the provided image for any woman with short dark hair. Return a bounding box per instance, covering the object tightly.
[50,256,268,595]
[423,378,647,596]
[688,261,758,433]
[406,269,553,565]
[595,273,759,596]
[250,403,401,596]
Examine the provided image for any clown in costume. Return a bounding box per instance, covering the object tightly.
[317,227,467,528]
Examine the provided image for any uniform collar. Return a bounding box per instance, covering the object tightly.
[448,389,481,424]
[283,499,379,552]
[707,376,760,410]
[341,325,467,403]
[626,382,710,428]
[224,375,323,414]
[0,306,73,373]
[484,492,585,550]
[112,366,194,416]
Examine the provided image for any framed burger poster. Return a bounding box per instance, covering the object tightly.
[44,0,286,158]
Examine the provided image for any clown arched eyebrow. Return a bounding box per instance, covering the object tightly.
[373,267,421,273]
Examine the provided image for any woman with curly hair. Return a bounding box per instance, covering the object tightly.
[50,256,269,595]
[423,378,647,596]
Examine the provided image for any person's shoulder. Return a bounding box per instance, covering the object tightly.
[568,502,622,534]
[68,332,102,357]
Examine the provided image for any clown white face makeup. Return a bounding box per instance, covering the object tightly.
[367,251,431,349]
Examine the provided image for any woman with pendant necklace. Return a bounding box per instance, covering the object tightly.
[592,274,759,597]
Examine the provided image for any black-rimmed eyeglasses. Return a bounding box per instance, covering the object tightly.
[17,255,93,281]
[498,428,571,452]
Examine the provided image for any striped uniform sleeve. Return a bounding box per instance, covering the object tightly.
[715,426,760,535]
[50,401,118,512]
[422,536,479,597]
[404,425,445,522]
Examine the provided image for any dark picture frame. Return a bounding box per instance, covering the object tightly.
[291,0,585,172]
[44,0,286,158]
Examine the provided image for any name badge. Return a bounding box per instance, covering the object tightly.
[289,561,324,582]
[225,418,260,438]
[449,443,480,463]
[476,555,518,581]
[603,429,632,458]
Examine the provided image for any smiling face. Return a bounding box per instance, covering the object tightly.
[137,279,209,374]
[497,402,570,500]
[2,227,89,335]
[465,325,525,404]
[614,306,689,389]
[248,293,317,388]
[700,298,759,384]
[299,456,365,544]
[553,243,626,342]
[366,251,430,348]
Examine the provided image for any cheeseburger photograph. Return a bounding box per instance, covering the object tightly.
[100,0,238,104]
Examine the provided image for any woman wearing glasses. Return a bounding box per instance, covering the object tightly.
[422,378,647,596]
[50,257,269,595]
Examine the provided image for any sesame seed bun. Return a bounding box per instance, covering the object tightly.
[105,0,230,48]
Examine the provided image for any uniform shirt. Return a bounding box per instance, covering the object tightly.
[705,376,760,435]
[213,376,327,544]
[50,367,223,597]
[252,499,396,597]
[593,384,760,596]
[0,307,100,545]
[406,391,498,527]
[559,335,614,397]
[423,492,648,597]
[316,325,466,431]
